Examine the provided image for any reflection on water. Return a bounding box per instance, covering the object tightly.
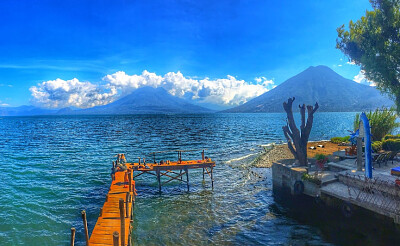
[1,112,386,246]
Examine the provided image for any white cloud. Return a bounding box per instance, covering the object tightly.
[347,61,356,65]
[0,99,8,106]
[104,71,274,106]
[30,78,117,108]
[353,70,376,86]
[30,71,275,108]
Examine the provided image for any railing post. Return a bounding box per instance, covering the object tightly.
[119,199,125,246]
[70,227,76,246]
[81,210,90,246]
[113,231,119,246]
[129,171,132,193]
[126,192,130,218]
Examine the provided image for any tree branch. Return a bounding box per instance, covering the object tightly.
[299,104,306,132]
[282,126,298,159]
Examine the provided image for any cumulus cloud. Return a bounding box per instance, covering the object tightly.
[104,71,274,106]
[353,70,376,86]
[30,78,117,108]
[30,71,275,108]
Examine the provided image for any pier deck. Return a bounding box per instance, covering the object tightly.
[130,159,216,192]
[89,163,135,246]
[75,150,215,245]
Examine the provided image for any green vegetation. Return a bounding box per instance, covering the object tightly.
[336,0,400,112]
[315,153,327,162]
[301,173,321,185]
[353,107,400,141]
[383,134,400,140]
[372,141,383,152]
[382,139,400,151]
[330,136,350,144]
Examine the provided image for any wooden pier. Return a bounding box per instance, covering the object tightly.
[72,150,215,246]
[131,150,215,192]
[88,163,136,246]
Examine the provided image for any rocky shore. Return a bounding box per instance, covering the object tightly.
[253,144,293,168]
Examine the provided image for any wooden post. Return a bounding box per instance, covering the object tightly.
[138,157,141,165]
[185,167,189,191]
[202,168,205,180]
[128,171,132,193]
[202,150,205,160]
[211,167,214,189]
[128,234,132,246]
[356,137,363,171]
[81,210,90,246]
[157,169,161,193]
[113,231,119,246]
[126,192,130,218]
[70,228,76,246]
[106,194,109,202]
[119,199,125,246]
[99,208,103,217]
[131,199,134,221]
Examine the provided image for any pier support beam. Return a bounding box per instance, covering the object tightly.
[81,210,90,246]
[157,169,161,193]
[211,167,214,189]
[70,228,75,246]
[185,167,189,191]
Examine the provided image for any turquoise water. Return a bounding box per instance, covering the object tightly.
[0,113,362,245]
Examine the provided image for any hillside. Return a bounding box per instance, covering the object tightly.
[224,66,393,112]
[77,86,213,114]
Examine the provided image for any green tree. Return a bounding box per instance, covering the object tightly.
[336,0,400,111]
[353,107,400,141]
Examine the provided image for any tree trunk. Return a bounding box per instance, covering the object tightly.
[282,97,319,166]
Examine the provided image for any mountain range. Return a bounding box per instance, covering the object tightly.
[224,65,393,112]
[0,65,393,116]
[0,87,213,116]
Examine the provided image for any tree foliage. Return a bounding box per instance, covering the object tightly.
[353,107,400,141]
[336,0,400,111]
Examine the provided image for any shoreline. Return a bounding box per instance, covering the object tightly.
[253,140,347,168]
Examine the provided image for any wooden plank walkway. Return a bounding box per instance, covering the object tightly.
[89,163,135,246]
[81,153,215,246]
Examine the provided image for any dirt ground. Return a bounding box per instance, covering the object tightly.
[306,141,348,158]
[253,140,348,168]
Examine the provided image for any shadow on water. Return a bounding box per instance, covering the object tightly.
[272,187,400,246]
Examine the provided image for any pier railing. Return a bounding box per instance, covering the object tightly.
[341,173,400,216]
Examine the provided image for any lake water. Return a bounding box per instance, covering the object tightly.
[0,112,383,245]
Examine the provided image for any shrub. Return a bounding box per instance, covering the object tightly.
[372,141,382,152]
[354,107,400,141]
[383,134,400,140]
[315,153,327,161]
[302,173,321,185]
[382,139,400,152]
[330,136,350,144]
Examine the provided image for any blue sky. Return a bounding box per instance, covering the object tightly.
[0,0,372,108]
